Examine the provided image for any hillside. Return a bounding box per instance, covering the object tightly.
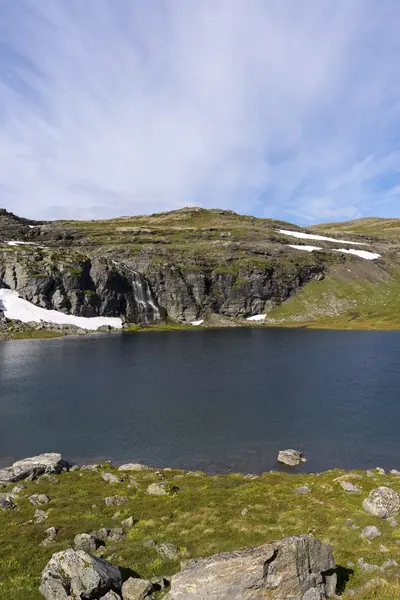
[1,207,400,335]
[311,217,400,240]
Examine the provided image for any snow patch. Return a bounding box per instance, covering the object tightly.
[0,289,122,330]
[5,240,43,248]
[332,248,381,260]
[190,319,204,326]
[246,314,267,321]
[278,229,367,246]
[288,245,322,252]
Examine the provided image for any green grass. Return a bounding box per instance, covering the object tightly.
[10,330,65,340]
[268,266,400,330]
[1,467,400,599]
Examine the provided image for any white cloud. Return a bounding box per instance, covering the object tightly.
[0,0,400,223]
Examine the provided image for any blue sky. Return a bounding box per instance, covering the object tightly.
[1,0,400,224]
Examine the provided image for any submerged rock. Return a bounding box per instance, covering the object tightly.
[40,548,122,600]
[362,487,400,519]
[0,453,69,484]
[165,534,336,599]
[277,449,307,467]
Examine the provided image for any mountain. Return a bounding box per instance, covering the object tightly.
[1,207,399,332]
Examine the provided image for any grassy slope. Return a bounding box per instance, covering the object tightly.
[1,466,400,600]
[312,217,400,240]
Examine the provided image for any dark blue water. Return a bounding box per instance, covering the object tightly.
[1,329,400,473]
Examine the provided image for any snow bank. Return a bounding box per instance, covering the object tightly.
[246,314,267,321]
[190,319,204,326]
[332,248,380,260]
[288,244,322,252]
[0,289,122,330]
[278,229,367,246]
[6,240,41,247]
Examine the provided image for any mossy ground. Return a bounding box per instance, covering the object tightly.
[1,466,400,599]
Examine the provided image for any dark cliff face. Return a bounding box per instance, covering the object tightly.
[0,247,324,323]
[5,206,378,325]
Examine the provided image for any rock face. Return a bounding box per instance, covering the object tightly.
[165,534,336,600]
[362,487,400,518]
[277,449,307,467]
[0,453,69,483]
[40,548,122,600]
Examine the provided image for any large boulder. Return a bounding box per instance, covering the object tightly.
[40,548,122,600]
[165,535,336,600]
[0,453,69,483]
[277,449,307,467]
[362,487,400,518]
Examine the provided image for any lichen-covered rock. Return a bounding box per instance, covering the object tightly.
[122,577,153,600]
[118,463,149,472]
[41,527,58,547]
[74,533,99,553]
[30,493,50,506]
[277,449,307,467]
[362,487,400,518]
[0,453,69,483]
[165,534,336,599]
[360,526,381,540]
[340,481,361,493]
[105,495,128,507]
[147,482,168,496]
[156,542,181,561]
[39,548,122,600]
[102,472,121,484]
[0,493,17,510]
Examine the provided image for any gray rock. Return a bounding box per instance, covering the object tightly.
[277,449,307,467]
[91,528,111,541]
[390,469,400,476]
[293,486,311,494]
[118,463,149,472]
[151,576,171,591]
[340,481,361,493]
[344,519,359,530]
[108,528,125,542]
[121,516,135,528]
[143,539,157,548]
[379,545,389,552]
[121,577,153,600]
[357,558,380,572]
[34,508,48,523]
[244,474,259,480]
[165,534,336,599]
[360,526,381,539]
[105,495,128,507]
[41,527,58,546]
[102,472,121,484]
[12,483,26,495]
[366,470,375,477]
[376,467,386,475]
[156,542,181,561]
[29,493,50,506]
[362,487,400,518]
[147,482,168,496]
[0,453,69,484]
[382,559,398,569]
[389,518,398,527]
[0,493,17,510]
[102,591,121,600]
[74,533,98,553]
[241,508,249,516]
[40,548,122,600]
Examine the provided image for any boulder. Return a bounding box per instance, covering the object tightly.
[102,472,121,484]
[156,542,181,561]
[74,533,99,553]
[41,527,58,547]
[122,577,153,600]
[35,508,48,523]
[362,487,400,518]
[293,486,311,494]
[118,463,149,472]
[0,493,17,510]
[30,493,50,506]
[105,495,128,507]
[121,516,135,529]
[340,481,361,493]
[277,449,307,467]
[0,453,69,483]
[360,526,381,540]
[147,482,168,496]
[165,534,336,600]
[39,548,122,600]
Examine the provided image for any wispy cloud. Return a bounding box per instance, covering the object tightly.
[1,0,400,223]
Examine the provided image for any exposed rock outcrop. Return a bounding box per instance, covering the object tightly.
[0,453,69,484]
[165,534,336,600]
[278,449,307,467]
[362,487,400,518]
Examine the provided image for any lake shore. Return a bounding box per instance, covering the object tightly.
[1,455,400,600]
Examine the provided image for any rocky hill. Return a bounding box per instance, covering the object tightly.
[0,207,399,332]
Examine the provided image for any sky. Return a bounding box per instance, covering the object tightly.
[0,0,400,224]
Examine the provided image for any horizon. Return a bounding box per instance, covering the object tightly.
[1,1,400,224]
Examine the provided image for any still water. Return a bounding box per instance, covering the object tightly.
[1,328,399,473]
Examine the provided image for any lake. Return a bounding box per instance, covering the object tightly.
[1,328,400,473]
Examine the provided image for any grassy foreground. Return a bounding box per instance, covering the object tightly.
[1,465,400,599]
